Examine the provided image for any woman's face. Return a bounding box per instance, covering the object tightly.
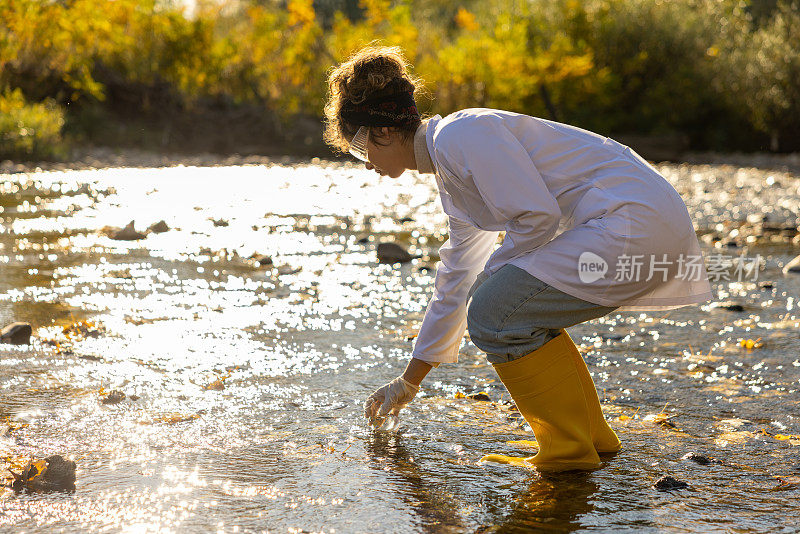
[364,127,410,179]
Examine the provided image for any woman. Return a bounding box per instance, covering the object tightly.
[323,46,713,471]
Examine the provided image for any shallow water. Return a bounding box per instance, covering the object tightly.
[0,160,798,532]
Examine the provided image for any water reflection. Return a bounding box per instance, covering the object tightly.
[492,472,599,533]
[366,431,465,532]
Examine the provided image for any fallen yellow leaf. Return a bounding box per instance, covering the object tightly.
[506,439,538,448]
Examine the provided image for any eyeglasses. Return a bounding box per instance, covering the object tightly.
[348,126,370,162]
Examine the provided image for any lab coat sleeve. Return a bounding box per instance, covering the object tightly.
[437,117,562,276]
[411,215,499,364]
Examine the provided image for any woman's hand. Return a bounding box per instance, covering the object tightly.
[364,376,419,427]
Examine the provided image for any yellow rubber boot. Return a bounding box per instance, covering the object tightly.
[480,332,602,471]
[558,328,621,454]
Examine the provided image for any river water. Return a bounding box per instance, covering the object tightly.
[0,159,798,532]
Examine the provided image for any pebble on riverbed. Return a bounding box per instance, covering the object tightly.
[100,390,127,405]
[249,253,274,267]
[454,391,493,401]
[1,322,32,345]
[681,452,721,466]
[148,220,170,233]
[654,475,689,491]
[204,378,225,391]
[713,301,746,312]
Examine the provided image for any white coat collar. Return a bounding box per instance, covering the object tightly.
[413,119,435,174]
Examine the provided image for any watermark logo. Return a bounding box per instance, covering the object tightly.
[577,251,761,283]
[578,251,608,283]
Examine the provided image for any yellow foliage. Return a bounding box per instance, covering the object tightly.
[287,0,315,27]
[506,439,538,448]
[738,338,763,349]
[361,0,391,28]
[1,0,775,151]
[454,8,479,32]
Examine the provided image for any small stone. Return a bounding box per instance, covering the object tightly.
[129,394,140,401]
[210,218,229,227]
[681,452,719,466]
[101,390,126,405]
[110,221,145,240]
[654,475,689,491]
[249,254,273,267]
[276,265,301,276]
[758,281,775,289]
[714,301,745,312]
[1,322,32,345]
[468,392,491,402]
[204,379,225,391]
[601,333,624,341]
[148,220,169,233]
[783,254,800,275]
[377,242,413,264]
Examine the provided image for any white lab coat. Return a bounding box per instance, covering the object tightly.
[412,108,713,364]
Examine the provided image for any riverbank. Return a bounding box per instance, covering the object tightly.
[3,146,800,175]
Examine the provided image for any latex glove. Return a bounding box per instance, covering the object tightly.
[364,376,419,428]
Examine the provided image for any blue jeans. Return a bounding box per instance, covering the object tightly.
[466,265,619,364]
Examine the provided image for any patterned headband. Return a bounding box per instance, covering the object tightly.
[340,90,419,127]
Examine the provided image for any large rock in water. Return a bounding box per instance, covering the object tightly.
[110,221,145,241]
[1,322,32,344]
[653,475,689,491]
[783,254,800,274]
[377,242,413,264]
[13,455,76,493]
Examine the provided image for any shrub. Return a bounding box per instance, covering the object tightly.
[717,1,800,150]
[0,88,66,160]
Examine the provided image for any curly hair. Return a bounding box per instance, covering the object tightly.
[323,45,425,154]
